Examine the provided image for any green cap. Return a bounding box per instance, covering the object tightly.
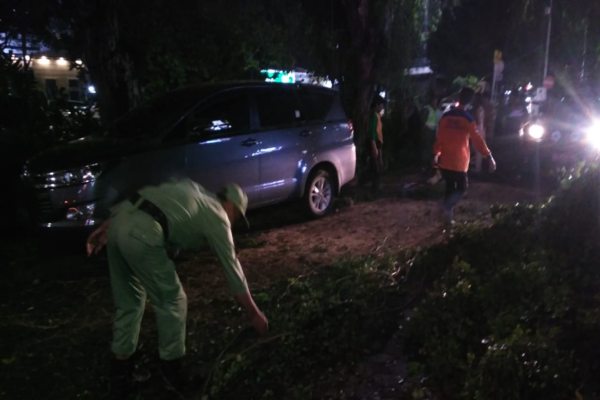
[223,183,249,227]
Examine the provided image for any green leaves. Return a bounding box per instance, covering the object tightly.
[199,259,401,399]
[402,165,600,399]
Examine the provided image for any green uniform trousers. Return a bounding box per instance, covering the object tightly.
[107,207,187,361]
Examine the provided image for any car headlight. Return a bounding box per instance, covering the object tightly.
[37,163,104,188]
[585,120,600,150]
[527,123,546,141]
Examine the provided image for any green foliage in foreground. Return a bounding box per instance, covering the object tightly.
[403,164,600,399]
[198,257,404,399]
[195,165,600,400]
[4,166,600,399]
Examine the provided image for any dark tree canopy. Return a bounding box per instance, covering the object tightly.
[6,0,599,168]
[429,0,600,90]
[3,0,422,152]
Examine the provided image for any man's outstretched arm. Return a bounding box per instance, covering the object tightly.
[235,291,269,335]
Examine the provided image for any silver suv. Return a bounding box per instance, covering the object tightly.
[22,82,356,228]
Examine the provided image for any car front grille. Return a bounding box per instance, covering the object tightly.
[34,190,62,222]
[30,174,49,188]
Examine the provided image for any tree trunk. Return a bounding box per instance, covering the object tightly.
[342,0,378,168]
[80,0,140,126]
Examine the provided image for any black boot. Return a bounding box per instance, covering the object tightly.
[108,358,134,400]
[158,358,188,395]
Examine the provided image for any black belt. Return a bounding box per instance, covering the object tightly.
[129,192,169,238]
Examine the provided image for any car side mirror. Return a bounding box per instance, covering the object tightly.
[185,117,214,139]
[189,123,207,136]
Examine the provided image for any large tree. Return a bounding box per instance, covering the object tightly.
[49,0,313,124]
[429,0,600,90]
[4,0,424,154]
[319,0,421,158]
[548,0,600,91]
[0,0,53,70]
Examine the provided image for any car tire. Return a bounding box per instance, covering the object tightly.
[304,169,335,218]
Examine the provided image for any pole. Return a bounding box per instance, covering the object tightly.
[534,142,541,200]
[491,68,497,103]
[580,19,588,82]
[542,0,553,80]
[491,50,503,104]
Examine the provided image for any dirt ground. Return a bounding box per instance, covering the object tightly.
[168,171,538,320]
[221,172,537,289]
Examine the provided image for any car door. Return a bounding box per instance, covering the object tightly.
[181,90,261,204]
[251,87,313,205]
[295,87,340,150]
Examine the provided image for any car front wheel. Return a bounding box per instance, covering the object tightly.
[305,169,335,217]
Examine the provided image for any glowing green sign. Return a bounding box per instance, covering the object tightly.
[260,69,295,84]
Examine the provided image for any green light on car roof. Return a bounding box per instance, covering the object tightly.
[260,69,295,84]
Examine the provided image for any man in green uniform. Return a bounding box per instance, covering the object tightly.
[86,179,268,397]
[421,94,442,173]
[367,96,385,194]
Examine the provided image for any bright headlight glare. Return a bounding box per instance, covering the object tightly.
[528,123,545,140]
[585,120,600,150]
[42,163,103,188]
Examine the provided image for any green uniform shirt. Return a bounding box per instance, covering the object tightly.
[424,105,441,131]
[369,112,383,143]
[113,178,249,294]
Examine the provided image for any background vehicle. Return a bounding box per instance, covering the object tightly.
[506,91,600,187]
[488,86,600,189]
[519,92,600,159]
[21,81,356,229]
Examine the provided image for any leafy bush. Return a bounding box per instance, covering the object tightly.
[197,258,404,399]
[198,164,600,399]
[402,164,600,399]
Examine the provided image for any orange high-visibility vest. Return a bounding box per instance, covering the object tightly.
[433,107,491,172]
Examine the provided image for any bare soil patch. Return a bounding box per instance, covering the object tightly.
[181,174,536,293]
[163,173,539,354]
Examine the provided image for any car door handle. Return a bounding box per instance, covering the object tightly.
[242,138,258,146]
[299,130,312,137]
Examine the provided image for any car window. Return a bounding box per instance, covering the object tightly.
[107,91,202,139]
[255,89,301,128]
[297,90,333,122]
[186,92,250,137]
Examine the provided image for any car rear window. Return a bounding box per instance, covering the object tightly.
[297,90,334,122]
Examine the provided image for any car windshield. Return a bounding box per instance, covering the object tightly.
[104,89,209,139]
